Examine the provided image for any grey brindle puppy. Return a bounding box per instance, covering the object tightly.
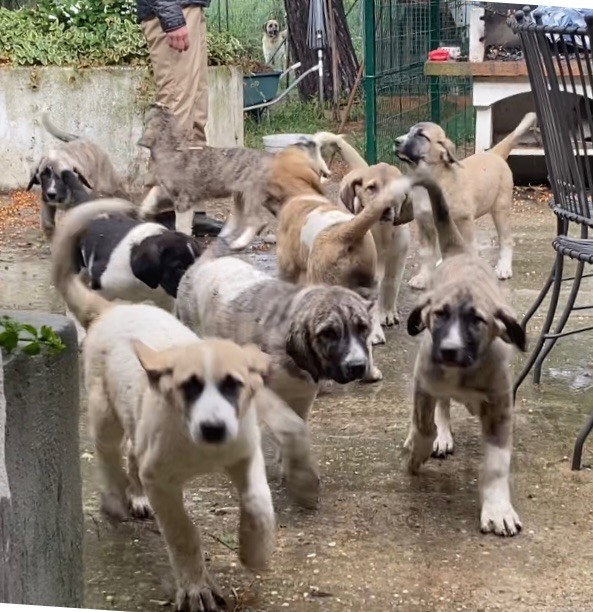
[137,105,330,247]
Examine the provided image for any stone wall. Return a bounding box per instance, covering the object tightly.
[0,65,244,191]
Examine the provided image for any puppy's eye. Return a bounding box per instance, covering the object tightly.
[219,375,244,403]
[433,308,449,319]
[181,375,204,403]
[417,132,430,141]
[365,183,378,193]
[355,322,369,337]
[318,327,339,342]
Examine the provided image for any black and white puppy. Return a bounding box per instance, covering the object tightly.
[76,204,202,312]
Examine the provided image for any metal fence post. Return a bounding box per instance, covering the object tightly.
[429,0,441,124]
[363,0,377,164]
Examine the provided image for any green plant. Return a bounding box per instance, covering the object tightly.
[0,316,66,356]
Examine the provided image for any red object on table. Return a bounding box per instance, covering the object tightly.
[428,49,450,61]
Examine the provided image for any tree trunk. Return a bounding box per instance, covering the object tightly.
[284,0,359,102]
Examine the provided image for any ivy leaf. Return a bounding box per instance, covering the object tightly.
[0,329,19,353]
[22,342,41,356]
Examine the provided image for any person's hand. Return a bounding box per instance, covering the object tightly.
[166,25,189,52]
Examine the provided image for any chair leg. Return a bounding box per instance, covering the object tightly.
[572,410,593,470]
[533,260,585,383]
[513,252,565,401]
[520,264,555,330]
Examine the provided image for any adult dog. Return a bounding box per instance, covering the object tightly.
[394,112,537,289]
[276,155,414,372]
[138,106,331,243]
[404,169,527,537]
[52,200,318,610]
[176,247,374,497]
[262,19,287,70]
[27,112,126,236]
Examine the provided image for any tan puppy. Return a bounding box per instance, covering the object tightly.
[339,163,414,344]
[51,200,319,611]
[394,112,537,289]
[404,170,527,537]
[276,166,414,380]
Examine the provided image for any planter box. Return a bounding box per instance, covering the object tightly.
[0,66,244,192]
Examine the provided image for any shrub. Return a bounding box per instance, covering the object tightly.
[0,0,248,67]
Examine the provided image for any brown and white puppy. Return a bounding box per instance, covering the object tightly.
[339,162,414,344]
[138,106,331,244]
[51,200,318,610]
[404,170,527,537]
[275,159,414,378]
[262,19,288,70]
[27,112,126,236]
[394,112,537,289]
[176,247,374,497]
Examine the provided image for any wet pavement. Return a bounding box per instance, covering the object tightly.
[1,189,593,611]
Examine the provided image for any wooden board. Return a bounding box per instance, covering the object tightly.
[424,59,586,78]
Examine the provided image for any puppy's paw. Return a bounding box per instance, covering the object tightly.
[432,429,454,458]
[318,379,335,395]
[480,500,522,537]
[380,309,400,327]
[129,495,154,520]
[403,432,434,475]
[408,273,428,290]
[370,326,386,345]
[361,366,383,383]
[494,262,513,280]
[100,491,130,522]
[239,505,276,571]
[175,582,227,612]
[285,461,320,509]
[262,232,277,245]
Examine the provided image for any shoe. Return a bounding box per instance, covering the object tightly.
[192,211,224,237]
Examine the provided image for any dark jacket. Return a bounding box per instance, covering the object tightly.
[137,0,210,33]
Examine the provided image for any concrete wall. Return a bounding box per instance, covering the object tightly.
[0,65,244,191]
[0,311,82,607]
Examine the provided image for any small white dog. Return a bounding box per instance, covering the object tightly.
[262,19,288,70]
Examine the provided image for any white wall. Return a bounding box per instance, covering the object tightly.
[0,66,243,191]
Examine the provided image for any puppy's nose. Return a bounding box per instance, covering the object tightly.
[438,348,466,367]
[393,136,404,148]
[343,361,367,381]
[46,192,57,201]
[200,422,227,444]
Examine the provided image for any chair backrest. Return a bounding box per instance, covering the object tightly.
[513,11,593,226]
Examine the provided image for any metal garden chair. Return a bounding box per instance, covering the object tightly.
[512,9,593,469]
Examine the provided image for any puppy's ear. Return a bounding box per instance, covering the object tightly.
[339,171,364,213]
[73,169,92,189]
[407,294,432,336]
[26,163,41,190]
[494,308,527,351]
[286,324,321,382]
[263,21,268,32]
[130,239,162,289]
[132,339,172,385]
[438,138,460,166]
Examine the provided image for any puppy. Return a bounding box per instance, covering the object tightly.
[404,169,527,537]
[276,162,414,379]
[76,203,202,311]
[51,200,319,610]
[262,20,288,70]
[176,247,374,498]
[394,112,537,289]
[138,106,331,243]
[339,162,413,344]
[27,112,126,236]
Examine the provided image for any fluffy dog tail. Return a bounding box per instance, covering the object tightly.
[313,132,368,170]
[412,169,466,259]
[41,112,80,143]
[52,199,133,328]
[489,112,537,160]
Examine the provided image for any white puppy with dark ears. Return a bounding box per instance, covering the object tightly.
[51,199,313,611]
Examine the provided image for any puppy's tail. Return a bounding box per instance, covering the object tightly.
[412,168,466,259]
[51,199,134,328]
[489,112,537,160]
[41,112,80,143]
[313,132,368,170]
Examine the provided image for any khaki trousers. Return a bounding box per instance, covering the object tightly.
[142,6,208,145]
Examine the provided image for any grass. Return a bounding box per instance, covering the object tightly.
[244,97,366,151]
